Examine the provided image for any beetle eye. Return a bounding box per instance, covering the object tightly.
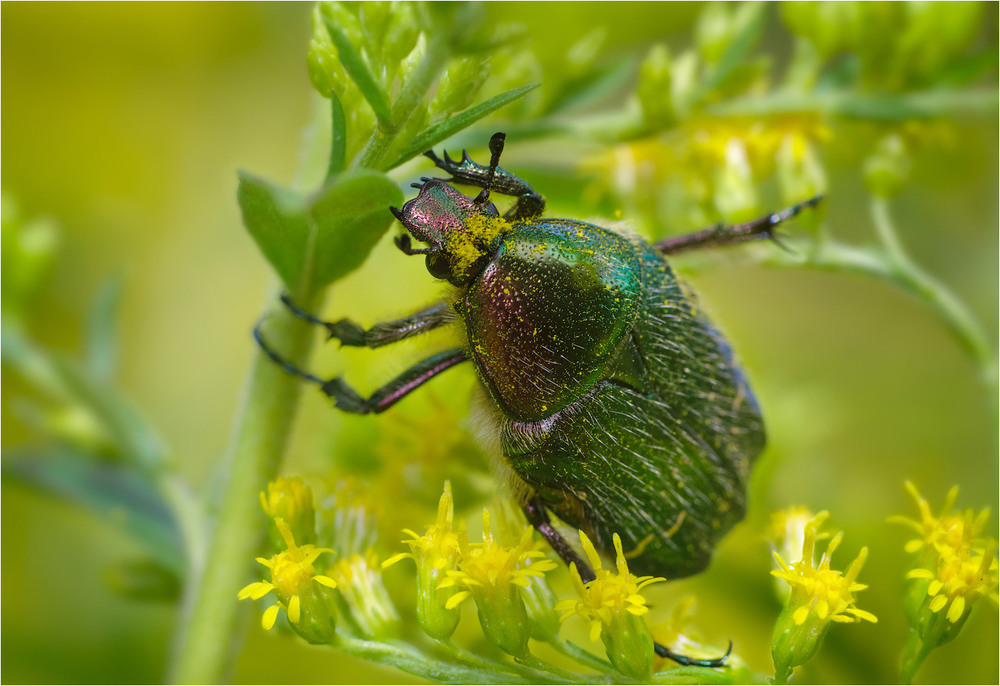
[425,252,452,280]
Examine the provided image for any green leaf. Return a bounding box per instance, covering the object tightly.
[105,557,182,601]
[238,169,403,294]
[327,89,347,179]
[544,56,636,116]
[3,448,184,574]
[687,1,767,108]
[86,276,123,382]
[387,83,540,169]
[53,351,169,471]
[321,9,392,127]
[2,322,167,471]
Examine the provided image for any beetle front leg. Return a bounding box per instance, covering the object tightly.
[280,294,453,348]
[655,195,823,256]
[424,133,546,221]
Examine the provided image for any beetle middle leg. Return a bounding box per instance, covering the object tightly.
[279,294,453,348]
[254,297,467,413]
[655,195,823,256]
[523,494,733,669]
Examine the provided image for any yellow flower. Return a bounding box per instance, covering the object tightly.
[894,482,998,682]
[892,481,989,558]
[906,545,998,624]
[555,531,665,679]
[770,518,874,684]
[238,517,338,644]
[382,481,464,640]
[772,529,876,627]
[438,508,557,657]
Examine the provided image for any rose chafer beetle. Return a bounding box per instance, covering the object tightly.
[256,133,820,665]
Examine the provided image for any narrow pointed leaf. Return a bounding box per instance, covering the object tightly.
[387,83,540,170]
[3,447,184,574]
[687,1,767,107]
[321,12,391,126]
[85,276,123,382]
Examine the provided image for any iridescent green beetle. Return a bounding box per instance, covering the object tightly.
[256,133,819,663]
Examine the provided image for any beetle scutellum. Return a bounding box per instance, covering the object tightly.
[255,132,821,665]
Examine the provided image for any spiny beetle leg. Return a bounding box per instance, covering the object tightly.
[655,195,823,256]
[279,294,452,349]
[523,495,733,669]
[254,319,469,414]
[523,496,596,582]
[423,132,546,220]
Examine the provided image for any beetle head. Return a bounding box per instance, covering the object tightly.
[390,178,510,287]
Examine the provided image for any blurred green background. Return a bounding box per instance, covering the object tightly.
[2,2,997,684]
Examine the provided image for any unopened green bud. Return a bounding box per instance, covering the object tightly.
[382,481,463,641]
[603,611,655,680]
[261,477,316,547]
[565,28,606,73]
[307,38,347,99]
[520,569,561,641]
[433,55,491,116]
[713,139,759,222]
[46,405,116,456]
[288,581,340,645]
[637,44,675,130]
[383,3,420,78]
[358,2,391,63]
[474,584,531,658]
[695,2,732,64]
[416,553,462,640]
[1,196,60,316]
[777,134,827,230]
[863,133,911,198]
[780,2,858,60]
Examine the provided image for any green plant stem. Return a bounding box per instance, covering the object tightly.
[434,640,570,683]
[869,197,994,378]
[549,638,612,672]
[353,38,451,171]
[336,635,551,684]
[169,289,323,684]
[769,197,995,388]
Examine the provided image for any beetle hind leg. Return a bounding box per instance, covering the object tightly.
[655,195,823,255]
[523,495,733,669]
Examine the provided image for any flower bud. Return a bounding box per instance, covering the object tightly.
[637,44,676,130]
[260,477,316,548]
[863,133,911,198]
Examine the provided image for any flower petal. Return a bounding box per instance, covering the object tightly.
[262,604,280,630]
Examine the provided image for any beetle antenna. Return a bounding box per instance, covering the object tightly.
[474,132,507,206]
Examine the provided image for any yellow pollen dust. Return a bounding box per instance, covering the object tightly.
[447,214,512,279]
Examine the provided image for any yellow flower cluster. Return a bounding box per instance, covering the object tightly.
[893,482,998,626]
[771,529,877,627]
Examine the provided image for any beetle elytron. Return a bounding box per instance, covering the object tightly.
[255,133,820,664]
